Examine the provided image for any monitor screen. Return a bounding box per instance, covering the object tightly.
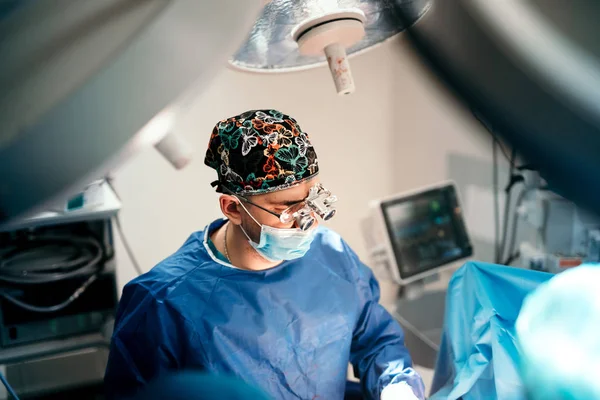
[381,184,472,280]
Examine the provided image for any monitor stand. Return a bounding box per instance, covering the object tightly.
[393,274,446,369]
[398,273,440,300]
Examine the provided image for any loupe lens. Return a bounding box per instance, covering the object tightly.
[298,215,315,231]
[323,209,336,221]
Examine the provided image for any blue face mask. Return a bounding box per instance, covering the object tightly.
[238,203,317,262]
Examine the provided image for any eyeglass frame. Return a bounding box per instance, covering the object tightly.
[221,183,337,228]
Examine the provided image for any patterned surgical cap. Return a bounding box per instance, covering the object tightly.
[204,109,319,195]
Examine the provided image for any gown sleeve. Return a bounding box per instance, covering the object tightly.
[346,242,426,400]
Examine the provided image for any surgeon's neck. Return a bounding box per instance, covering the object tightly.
[223,222,281,271]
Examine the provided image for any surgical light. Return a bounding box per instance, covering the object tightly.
[229,0,430,95]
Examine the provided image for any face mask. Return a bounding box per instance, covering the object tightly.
[238,202,317,262]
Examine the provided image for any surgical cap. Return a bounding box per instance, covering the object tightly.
[204,109,319,195]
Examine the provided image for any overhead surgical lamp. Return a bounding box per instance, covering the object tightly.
[0,0,262,225]
[229,0,430,95]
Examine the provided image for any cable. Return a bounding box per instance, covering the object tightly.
[472,108,520,263]
[105,176,121,202]
[472,108,515,168]
[0,234,104,313]
[0,370,19,400]
[105,177,144,276]
[493,137,501,263]
[498,193,512,264]
[113,215,144,276]
[499,184,523,264]
[498,148,524,263]
[0,236,103,284]
[499,187,518,264]
[0,273,98,313]
[492,135,513,168]
[504,251,520,266]
[503,189,528,265]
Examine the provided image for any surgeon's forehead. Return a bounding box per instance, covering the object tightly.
[256,177,320,205]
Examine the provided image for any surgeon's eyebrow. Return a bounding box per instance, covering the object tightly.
[269,198,305,207]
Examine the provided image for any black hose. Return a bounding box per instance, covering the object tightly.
[0,234,104,313]
[0,273,98,313]
[0,236,103,284]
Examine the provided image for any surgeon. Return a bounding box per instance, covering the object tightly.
[104,109,425,400]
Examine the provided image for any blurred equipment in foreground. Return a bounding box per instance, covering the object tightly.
[516,265,600,400]
[133,371,271,400]
[0,0,261,226]
[398,0,600,218]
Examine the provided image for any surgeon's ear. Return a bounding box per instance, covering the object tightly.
[219,195,242,225]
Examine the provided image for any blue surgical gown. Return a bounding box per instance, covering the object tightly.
[104,219,424,399]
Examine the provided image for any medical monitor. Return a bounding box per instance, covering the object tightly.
[365,181,473,285]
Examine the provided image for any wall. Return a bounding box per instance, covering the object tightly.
[111,35,508,293]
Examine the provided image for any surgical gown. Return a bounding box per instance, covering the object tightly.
[104,219,424,399]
